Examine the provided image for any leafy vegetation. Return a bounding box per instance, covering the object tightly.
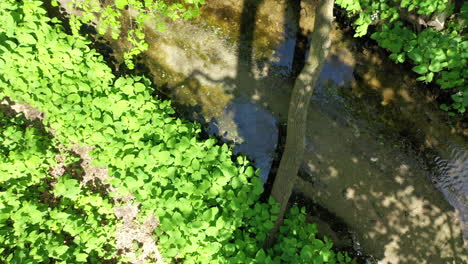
[0,112,116,263]
[51,0,206,69]
[371,21,467,114]
[336,0,467,115]
[0,0,354,263]
[336,0,451,37]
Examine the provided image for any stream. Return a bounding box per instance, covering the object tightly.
[52,0,467,263]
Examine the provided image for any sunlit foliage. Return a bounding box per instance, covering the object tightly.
[337,0,467,114]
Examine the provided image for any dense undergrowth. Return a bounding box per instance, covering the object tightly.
[0,1,354,263]
[336,0,467,115]
[0,112,116,263]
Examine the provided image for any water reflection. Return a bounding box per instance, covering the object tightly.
[208,97,278,182]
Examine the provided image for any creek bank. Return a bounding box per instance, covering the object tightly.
[49,0,467,263]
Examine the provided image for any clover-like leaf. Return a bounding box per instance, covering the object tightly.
[54,176,81,200]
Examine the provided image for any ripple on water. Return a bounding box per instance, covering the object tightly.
[432,144,468,247]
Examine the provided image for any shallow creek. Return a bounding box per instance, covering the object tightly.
[53,0,467,263]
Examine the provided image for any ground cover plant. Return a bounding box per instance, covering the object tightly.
[0,0,354,263]
[336,0,467,115]
[0,111,116,263]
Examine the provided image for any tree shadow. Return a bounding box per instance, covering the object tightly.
[296,145,467,263]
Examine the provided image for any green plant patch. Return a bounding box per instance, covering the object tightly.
[336,0,451,37]
[337,0,467,115]
[0,111,116,263]
[371,22,467,114]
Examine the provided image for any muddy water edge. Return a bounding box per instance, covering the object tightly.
[48,0,467,263]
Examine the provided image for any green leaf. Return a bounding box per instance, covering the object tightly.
[412,64,428,74]
[115,0,128,9]
[251,177,264,196]
[425,72,434,83]
[54,176,81,199]
[154,150,171,164]
[75,253,88,262]
[440,104,449,111]
[451,94,463,103]
[112,100,128,119]
[396,53,405,63]
[255,249,266,262]
[245,166,254,178]
[429,61,443,72]
[205,226,218,237]
[121,84,134,96]
[18,34,37,45]
[134,82,146,93]
[67,93,81,103]
[52,245,69,259]
[263,221,274,230]
[202,207,219,221]
[320,249,332,261]
[300,245,314,260]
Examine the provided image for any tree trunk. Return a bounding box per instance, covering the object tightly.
[264,0,334,248]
